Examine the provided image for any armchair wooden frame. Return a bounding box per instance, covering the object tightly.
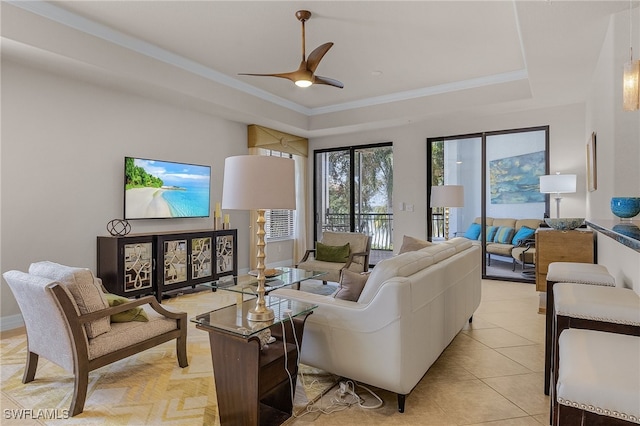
[25,284,189,417]
[511,238,536,272]
[298,249,370,271]
[297,248,370,284]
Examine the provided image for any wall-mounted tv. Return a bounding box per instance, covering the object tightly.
[124,157,211,220]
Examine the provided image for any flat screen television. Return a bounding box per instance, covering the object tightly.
[124,157,211,220]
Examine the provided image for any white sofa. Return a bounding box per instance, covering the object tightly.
[273,237,481,412]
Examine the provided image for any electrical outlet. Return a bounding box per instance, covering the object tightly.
[339,381,348,396]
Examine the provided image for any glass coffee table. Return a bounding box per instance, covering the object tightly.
[200,266,327,296]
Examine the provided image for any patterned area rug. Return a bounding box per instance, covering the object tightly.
[0,284,339,425]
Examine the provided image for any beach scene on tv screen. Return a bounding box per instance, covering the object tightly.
[125,158,210,219]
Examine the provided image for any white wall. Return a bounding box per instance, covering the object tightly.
[0,60,250,327]
[586,8,640,292]
[310,104,587,252]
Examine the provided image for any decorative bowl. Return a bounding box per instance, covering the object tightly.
[610,197,640,220]
[544,218,585,230]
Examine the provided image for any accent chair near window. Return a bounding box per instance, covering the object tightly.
[296,231,371,283]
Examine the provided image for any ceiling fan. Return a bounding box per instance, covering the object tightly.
[239,10,344,89]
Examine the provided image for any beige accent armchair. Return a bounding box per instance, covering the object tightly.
[3,266,188,416]
[296,231,371,283]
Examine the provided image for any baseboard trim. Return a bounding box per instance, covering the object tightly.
[1,314,25,332]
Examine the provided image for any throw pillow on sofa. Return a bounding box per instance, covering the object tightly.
[334,269,369,301]
[104,293,149,323]
[478,226,498,243]
[463,223,482,240]
[512,226,536,245]
[398,235,432,254]
[493,226,515,244]
[316,242,350,263]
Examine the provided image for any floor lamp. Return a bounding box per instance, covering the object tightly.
[222,155,296,322]
[431,185,464,240]
[539,173,576,218]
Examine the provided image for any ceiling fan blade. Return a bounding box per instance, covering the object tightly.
[313,75,344,89]
[238,72,298,83]
[306,42,334,73]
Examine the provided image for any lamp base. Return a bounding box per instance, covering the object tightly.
[247,306,275,322]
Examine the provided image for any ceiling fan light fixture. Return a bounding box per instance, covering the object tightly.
[623,0,639,111]
[623,59,640,111]
[295,79,313,88]
[238,10,343,89]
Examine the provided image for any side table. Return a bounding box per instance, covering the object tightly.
[193,296,317,426]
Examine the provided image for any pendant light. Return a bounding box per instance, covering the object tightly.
[623,0,640,111]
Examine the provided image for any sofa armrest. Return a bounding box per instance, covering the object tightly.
[297,249,316,266]
[49,286,185,326]
[75,296,184,323]
[273,279,407,332]
[344,251,370,271]
[514,238,535,252]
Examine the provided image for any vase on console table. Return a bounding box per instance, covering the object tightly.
[610,197,640,222]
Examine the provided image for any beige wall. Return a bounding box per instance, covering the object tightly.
[586,9,640,292]
[0,60,250,327]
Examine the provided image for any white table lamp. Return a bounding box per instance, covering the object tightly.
[539,173,576,218]
[431,185,464,240]
[222,155,296,321]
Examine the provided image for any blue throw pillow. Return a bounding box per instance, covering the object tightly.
[463,223,482,240]
[493,226,515,244]
[512,226,536,245]
[479,226,498,243]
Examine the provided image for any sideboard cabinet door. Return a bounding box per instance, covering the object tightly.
[97,235,155,299]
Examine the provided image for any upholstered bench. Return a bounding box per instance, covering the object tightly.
[555,329,640,425]
[550,283,640,423]
[544,262,615,394]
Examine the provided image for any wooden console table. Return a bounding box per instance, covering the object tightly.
[193,297,316,426]
[535,228,595,293]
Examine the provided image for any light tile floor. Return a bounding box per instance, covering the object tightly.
[1,279,549,425]
[287,279,550,425]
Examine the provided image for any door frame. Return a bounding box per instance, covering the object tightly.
[427,126,550,281]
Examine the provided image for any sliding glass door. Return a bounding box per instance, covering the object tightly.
[314,143,393,263]
[428,127,549,282]
[428,135,482,241]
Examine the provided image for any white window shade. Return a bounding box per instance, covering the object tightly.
[265,209,294,240]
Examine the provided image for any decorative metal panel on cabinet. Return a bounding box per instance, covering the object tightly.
[214,229,237,280]
[156,231,216,301]
[97,235,155,299]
